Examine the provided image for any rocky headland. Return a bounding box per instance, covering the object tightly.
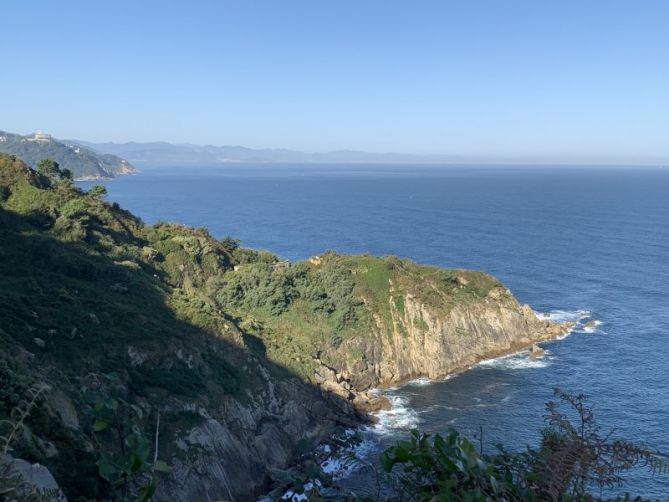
[0,152,570,501]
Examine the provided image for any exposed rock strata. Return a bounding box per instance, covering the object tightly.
[317,286,571,395]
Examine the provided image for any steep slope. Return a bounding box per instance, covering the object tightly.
[0,130,136,179]
[0,153,568,500]
[0,154,359,500]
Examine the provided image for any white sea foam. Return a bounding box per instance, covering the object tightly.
[372,394,421,434]
[476,350,552,370]
[581,320,604,334]
[535,308,600,339]
[319,434,379,480]
[405,377,434,386]
[281,480,322,501]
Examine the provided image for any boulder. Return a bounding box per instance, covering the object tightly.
[529,344,545,359]
[0,454,67,501]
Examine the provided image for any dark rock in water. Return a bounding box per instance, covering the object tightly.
[529,344,545,359]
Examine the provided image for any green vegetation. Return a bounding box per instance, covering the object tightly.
[204,250,503,377]
[86,388,170,502]
[0,130,136,179]
[0,153,276,499]
[377,390,667,501]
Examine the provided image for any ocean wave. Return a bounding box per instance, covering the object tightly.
[581,320,605,334]
[535,308,604,339]
[476,350,553,370]
[372,394,421,434]
[535,308,591,324]
[319,432,379,481]
[405,377,434,386]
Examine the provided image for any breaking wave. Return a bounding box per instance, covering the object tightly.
[535,309,602,339]
[476,350,553,370]
[372,395,421,434]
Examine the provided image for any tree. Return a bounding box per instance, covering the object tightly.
[220,236,240,253]
[36,159,61,178]
[88,185,108,199]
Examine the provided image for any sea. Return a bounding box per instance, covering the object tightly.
[79,163,669,498]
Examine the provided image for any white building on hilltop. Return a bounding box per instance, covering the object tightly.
[27,130,52,143]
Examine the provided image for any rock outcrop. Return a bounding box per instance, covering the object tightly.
[322,283,571,391]
[0,454,67,501]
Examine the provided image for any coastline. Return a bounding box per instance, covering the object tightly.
[370,308,583,393]
[308,309,592,491]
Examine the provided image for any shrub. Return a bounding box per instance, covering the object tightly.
[380,389,668,501]
[88,185,108,199]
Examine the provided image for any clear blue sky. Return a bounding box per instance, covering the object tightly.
[2,0,668,162]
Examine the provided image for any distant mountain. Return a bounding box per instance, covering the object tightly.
[0,130,137,179]
[74,139,464,165]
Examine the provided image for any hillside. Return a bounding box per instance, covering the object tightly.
[0,153,568,500]
[0,130,137,179]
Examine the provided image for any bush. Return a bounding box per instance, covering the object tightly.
[380,389,668,501]
[59,198,89,219]
[88,185,108,199]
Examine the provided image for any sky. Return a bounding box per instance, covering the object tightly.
[2,0,668,162]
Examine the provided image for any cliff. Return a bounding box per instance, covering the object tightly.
[0,153,568,501]
[215,254,570,404]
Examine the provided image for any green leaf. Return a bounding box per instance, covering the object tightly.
[154,460,172,473]
[130,452,144,473]
[93,418,110,432]
[490,475,499,493]
[130,404,144,419]
[380,452,395,472]
[394,445,410,462]
[137,478,157,502]
[97,452,119,481]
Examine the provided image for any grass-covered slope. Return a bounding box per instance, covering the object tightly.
[0,130,136,179]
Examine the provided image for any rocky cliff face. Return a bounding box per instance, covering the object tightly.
[272,257,573,426]
[344,285,568,390]
[156,377,362,501]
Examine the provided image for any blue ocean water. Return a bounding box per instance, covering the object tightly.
[79,164,669,497]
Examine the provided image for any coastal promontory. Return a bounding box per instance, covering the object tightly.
[0,153,568,500]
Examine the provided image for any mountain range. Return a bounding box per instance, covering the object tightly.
[73,139,468,165]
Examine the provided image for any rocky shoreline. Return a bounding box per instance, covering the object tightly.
[310,298,574,419]
[265,311,574,500]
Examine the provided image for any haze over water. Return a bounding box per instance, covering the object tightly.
[80,164,669,497]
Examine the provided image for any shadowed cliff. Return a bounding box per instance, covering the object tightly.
[0,154,364,500]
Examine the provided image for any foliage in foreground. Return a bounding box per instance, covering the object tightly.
[379,389,667,502]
